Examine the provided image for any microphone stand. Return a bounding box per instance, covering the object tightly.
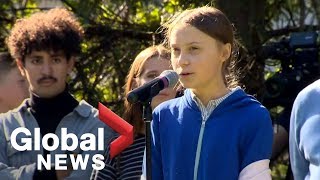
[142,83,161,180]
[142,101,152,180]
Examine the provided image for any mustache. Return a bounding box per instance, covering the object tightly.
[37,76,57,84]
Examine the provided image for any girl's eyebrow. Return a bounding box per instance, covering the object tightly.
[188,42,201,45]
[171,42,201,47]
[144,70,158,74]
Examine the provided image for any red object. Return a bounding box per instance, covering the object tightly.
[98,103,134,158]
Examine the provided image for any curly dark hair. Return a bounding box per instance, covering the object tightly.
[6,8,84,62]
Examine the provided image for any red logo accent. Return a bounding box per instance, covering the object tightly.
[98,103,134,158]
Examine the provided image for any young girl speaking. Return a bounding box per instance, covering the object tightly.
[142,6,273,180]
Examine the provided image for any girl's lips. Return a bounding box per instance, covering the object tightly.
[180,72,193,76]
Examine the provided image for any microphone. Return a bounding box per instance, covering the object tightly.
[127,70,179,104]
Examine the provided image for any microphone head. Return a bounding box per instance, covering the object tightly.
[160,70,179,88]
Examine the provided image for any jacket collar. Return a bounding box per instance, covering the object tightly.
[13,99,94,119]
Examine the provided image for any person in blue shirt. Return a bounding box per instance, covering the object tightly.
[289,79,320,180]
[141,6,273,180]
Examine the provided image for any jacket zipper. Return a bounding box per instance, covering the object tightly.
[193,118,207,180]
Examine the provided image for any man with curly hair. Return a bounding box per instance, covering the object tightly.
[0,8,115,180]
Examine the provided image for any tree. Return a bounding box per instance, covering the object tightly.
[1,0,319,179]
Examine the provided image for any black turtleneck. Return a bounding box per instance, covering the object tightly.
[31,86,78,180]
[28,86,79,137]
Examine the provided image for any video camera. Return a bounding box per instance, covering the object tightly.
[261,31,320,108]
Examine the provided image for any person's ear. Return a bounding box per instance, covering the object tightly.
[67,57,75,73]
[16,59,26,77]
[221,43,232,62]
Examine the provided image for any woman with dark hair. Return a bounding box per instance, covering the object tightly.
[91,45,177,180]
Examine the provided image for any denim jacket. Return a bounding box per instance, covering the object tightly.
[0,99,115,180]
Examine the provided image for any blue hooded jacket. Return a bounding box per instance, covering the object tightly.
[150,88,273,180]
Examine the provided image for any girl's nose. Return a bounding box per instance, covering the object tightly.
[176,52,190,67]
